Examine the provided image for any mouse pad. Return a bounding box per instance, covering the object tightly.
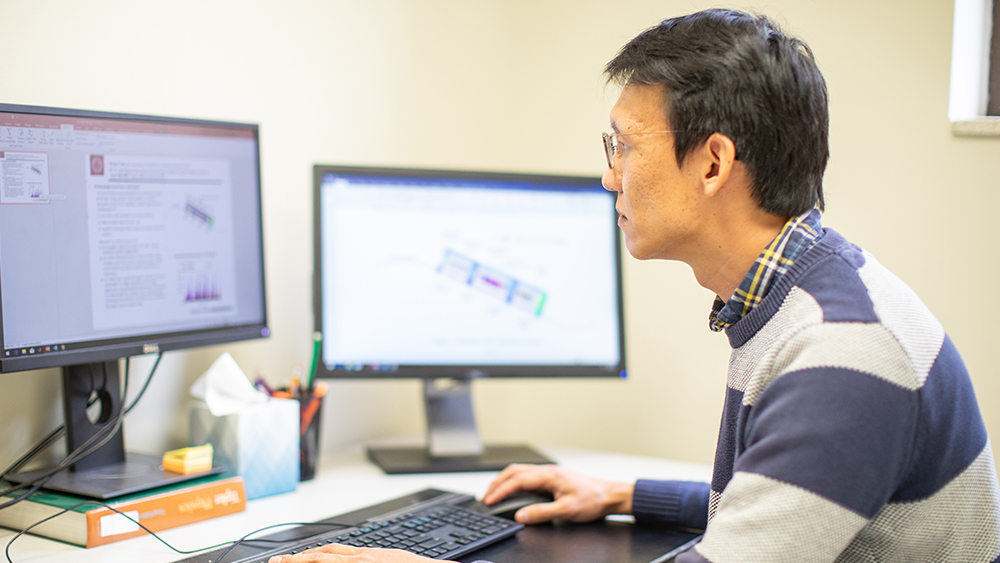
[456,518,701,563]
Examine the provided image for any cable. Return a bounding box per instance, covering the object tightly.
[1,365,116,484]
[0,362,118,481]
[0,354,162,510]
[51,362,129,470]
[0,426,66,481]
[3,498,347,563]
[124,353,160,415]
[0,384,126,511]
[29,362,130,479]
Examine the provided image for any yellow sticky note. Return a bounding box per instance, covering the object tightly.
[163,444,213,474]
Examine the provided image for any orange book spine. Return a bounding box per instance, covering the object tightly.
[81,477,246,548]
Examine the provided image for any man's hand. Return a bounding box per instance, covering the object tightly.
[482,464,634,525]
[267,544,445,563]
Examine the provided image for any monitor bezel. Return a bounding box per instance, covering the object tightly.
[0,103,269,374]
[311,164,626,380]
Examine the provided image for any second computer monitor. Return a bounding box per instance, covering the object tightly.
[313,165,625,473]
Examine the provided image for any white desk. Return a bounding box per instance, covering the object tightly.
[0,447,711,563]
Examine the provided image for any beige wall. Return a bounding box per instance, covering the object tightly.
[0,0,997,473]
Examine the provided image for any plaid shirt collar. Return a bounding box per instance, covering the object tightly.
[709,208,824,332]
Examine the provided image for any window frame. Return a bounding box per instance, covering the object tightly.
[950,0,1000,135]
[988,0,1000,115]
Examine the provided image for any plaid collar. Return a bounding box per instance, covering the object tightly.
[709,208,824,332]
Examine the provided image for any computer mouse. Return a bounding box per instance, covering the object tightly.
[483,490,556,520]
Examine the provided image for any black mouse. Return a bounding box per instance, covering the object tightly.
[481,490,556,520]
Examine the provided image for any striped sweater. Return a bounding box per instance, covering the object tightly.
[633,229,1000,562]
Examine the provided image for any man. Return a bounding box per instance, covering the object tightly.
[270,9,1000,563]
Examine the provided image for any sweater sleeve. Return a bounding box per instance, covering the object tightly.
[632,479,709,530]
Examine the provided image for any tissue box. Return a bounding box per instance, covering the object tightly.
[189,399,299,500]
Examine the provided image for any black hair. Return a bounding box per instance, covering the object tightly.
[605,9,828,215]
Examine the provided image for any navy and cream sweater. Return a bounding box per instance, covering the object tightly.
[633,229,1000,562]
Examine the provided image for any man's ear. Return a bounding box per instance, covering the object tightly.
[698,133,738,198]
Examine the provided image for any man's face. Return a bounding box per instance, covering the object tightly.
[602,83,703,262]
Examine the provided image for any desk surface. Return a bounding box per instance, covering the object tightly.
[0,446,711,563]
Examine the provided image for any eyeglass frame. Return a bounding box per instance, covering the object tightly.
[602,130,707,169]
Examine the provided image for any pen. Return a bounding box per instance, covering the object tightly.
[254,376,274,395]
[306,332,322,391]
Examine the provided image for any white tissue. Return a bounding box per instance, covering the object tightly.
[189,352,268,416]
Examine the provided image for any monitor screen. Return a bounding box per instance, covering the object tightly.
[313,166,625,379]
[0,104,268,373]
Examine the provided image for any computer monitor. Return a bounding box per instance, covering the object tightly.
[313,165,626,474]
[0,103,268,498]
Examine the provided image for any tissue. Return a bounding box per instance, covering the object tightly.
[189,352,268,416]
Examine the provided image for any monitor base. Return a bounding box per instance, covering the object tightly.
[8,452,225,499]
[367,444,553,474]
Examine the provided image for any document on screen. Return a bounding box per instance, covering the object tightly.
[85,155,238,332]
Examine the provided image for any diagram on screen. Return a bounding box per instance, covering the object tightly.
[184,201,215,228]
[437,249,547,316]
[180,266,221,302]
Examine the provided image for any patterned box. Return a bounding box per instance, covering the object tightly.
[189,399,299,500]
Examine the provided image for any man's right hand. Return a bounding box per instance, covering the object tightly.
[481,464,634,525]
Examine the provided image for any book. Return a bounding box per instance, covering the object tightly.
[0,475,246,548]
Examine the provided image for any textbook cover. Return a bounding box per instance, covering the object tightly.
[0,475,245,548]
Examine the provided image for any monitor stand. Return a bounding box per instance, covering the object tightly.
[367,378,553,474]
[7,361,222,499]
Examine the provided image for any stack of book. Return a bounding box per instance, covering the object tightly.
[0,475,246,548]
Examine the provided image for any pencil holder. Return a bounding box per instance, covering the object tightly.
[299,392,324,481]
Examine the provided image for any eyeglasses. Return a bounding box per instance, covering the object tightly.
[601,131,681,169]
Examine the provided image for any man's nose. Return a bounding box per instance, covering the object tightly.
[602,166,621,192]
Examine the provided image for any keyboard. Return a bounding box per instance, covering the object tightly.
[171,488,522,563]
[305,502,520,558]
